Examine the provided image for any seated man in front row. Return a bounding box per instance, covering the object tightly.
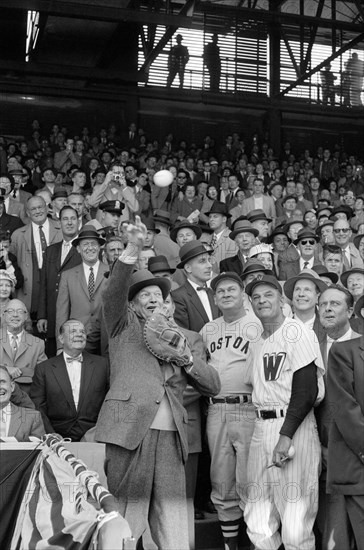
[95,215,221,550]
[30,320,109,442]
[0,365,45,441]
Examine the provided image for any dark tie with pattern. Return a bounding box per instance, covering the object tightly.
[88,266,95,299]
[38,225,47,254]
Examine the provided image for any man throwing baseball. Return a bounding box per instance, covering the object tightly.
[95,216,220,549]
[244,275,324,550]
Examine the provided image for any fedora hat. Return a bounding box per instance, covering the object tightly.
[52,189,68,200]
[330,205,353,220]
[293,227,319,245]
[148,255,175,274]
[354,233,364,251]
[316,220,334,236]
[245,274,282,297]
[340,267,364,289]
[281,194,298,205]
[177,241,212,269]
[128,269,171,301]
[354,295,364,320]
[229,220,259,240]
[241,259,269,279]
[284,268,327,301]
[284,219,306,231]
[266,226,291,245]
[312,264,338,284]
[205,201,231,218]
[247,209,272,224]
[153,209,172,226]
[72,226,106,247]
[143,218,160,234]
[170,220,202,243]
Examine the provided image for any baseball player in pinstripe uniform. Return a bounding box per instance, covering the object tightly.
[243,275,324,550]
[200,272,262,550]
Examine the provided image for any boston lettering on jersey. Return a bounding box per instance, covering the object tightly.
[209,336,250,354]
[263,352,287,381]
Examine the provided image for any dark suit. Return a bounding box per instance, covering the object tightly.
[172,280,219,333]
[326,337,364,550]
[38,241,82,356]
[9,220,63,314]
[0,212,24,237]
[220,253,246,277]
[30,351,109,441]
[6,403,45,441]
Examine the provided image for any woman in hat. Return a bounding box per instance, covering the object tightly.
[248,243,278,279]
[171,183,202,224]
[0,270,18,328]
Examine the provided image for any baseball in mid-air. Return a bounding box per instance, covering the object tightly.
[153,169,174,188]
[287,445,295,458]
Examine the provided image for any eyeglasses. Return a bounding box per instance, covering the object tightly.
[4,309,27,315]
[300,239,315,245]
[333,228,350,234]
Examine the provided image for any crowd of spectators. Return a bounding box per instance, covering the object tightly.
[0,118,363,550]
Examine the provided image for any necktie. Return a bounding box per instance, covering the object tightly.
[197,285,207,291]
[303,261,309,268]
[39,225,47,255]
[66,354,83,363]
[12,189,17,198]
[88,266,95,299]
[11,335,18,358]
[210,234,217,249]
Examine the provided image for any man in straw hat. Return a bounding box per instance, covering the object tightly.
[95,215,220,550]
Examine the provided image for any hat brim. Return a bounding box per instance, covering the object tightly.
[170,223,202,243]
[229,227,259,240]
[283,274,327,301]
[354,295,364,320]
[211,272,244,291]
[249,216,272,224]
[293,235,319,246]
[177,248,212,269]
[206,209,231,218]
[153,216,173,226]
[319,272,338,284]
[72,234,106,247]
[340,268,364,288]
[353,234,364,250]
[128,276,171,301]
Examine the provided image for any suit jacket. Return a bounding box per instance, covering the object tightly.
[219,253,246,277]
[6,197,27,224]
[0,212,24,236]
[95,261,220,462]
[0,328,47,384]
[55,261,109,350]
[342,242,364,270]
[30,351,109,441]
[13,189,32,205]
[38,241,82,338]
[172,280,220,334]
[326,336,364,495]
[241,195,276,221]
[211,227,238,274]
[9,220,63,312]
[316,329,361,451]
[7,403,45,441]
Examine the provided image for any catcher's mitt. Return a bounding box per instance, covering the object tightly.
[144,310,192,366]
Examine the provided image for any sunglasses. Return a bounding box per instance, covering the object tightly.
[300,239,315,245]
[333,228,350,234]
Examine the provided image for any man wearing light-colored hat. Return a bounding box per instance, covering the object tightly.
[95,216,220,549]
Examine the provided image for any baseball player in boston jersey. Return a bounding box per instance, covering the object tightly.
[200,272,262,550]
[244,275,324,550]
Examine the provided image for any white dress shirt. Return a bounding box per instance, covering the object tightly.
[63,352,82,408]
[61,240,73,264]
[32,218,50,269]
[0,403,11,438]
[254,196,264,210]
[299,256,314,270]
[188,278,213,322]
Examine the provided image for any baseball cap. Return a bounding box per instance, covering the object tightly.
[211,272,244,292]
[245,275,282,297]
